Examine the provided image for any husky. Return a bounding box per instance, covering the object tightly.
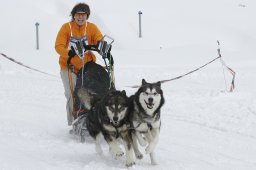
[71,61,113,142]
[129,79,165,165]
[77,89,135,167]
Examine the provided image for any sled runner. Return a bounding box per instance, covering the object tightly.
[67,35,115,142]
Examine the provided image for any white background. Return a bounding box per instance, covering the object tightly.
[0,0,256,169]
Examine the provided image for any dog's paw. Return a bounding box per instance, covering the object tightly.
[135,153,143,160]
[96,146,103,155]
[126,160,135,167]
[151,160,158,165]
[114,149,124,158]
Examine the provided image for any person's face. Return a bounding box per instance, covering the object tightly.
[74,12,87,26]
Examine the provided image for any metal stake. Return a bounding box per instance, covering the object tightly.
[35,22,40,50]
[138,11,142,38]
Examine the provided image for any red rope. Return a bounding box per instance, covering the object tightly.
[217,42,236,92]
[221,61,236,92]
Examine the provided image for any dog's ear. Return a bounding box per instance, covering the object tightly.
[108,89,115,97]
[156,81,161,87]
[142,79,147,85]
[121,90,126,95]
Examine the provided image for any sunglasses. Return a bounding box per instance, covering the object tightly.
[75,13,87,17]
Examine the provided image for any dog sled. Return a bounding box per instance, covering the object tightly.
[67,35,115,142]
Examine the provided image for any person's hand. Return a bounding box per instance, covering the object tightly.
[67,46,76,65]
[82,41,87,51]
[68,46,76,58]
[97,40,111,55]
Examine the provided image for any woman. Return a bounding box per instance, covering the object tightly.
[55,3,103,125]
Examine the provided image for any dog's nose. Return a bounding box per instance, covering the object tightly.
[148,97,153,103]
[113,116,118,122]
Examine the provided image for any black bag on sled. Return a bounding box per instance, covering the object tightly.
[73,61,113,115]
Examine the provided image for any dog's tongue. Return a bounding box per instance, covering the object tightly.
[147,103,154,109]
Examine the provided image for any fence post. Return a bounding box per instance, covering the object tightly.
[138,11,142,38]
[35,22,40,50]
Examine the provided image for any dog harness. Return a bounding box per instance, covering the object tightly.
[131,105,160,131]
[99,112,129,139]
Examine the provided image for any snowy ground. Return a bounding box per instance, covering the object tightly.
[1,0,256,169]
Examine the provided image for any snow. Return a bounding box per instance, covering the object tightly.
[0,0,256,169]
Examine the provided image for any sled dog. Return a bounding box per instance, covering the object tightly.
[77,89,135,167]
[71,61,113,142]
[129,79,165,165]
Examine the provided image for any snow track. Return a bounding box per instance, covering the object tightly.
[1,65,256,169]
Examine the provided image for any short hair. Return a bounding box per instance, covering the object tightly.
[70,3,90,20]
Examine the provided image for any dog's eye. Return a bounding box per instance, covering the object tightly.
[153,92,157,96]
[119,106,125,111]
[144,92,148,95]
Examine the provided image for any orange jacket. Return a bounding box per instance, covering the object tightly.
[55,21,103,72]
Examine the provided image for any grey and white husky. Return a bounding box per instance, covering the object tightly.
[129,79,165,165]
[77,89,135,167]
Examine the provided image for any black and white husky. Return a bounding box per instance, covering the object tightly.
[77,89,135,167]
[71,61,112,142]
[129,79,165,165]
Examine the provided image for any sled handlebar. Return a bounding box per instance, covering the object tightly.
[67,45,100,66]
[67,35,114,66]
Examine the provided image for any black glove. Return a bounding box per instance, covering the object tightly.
[97,40,112,55]
[67,46,76,65]
[82,41,87,51]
